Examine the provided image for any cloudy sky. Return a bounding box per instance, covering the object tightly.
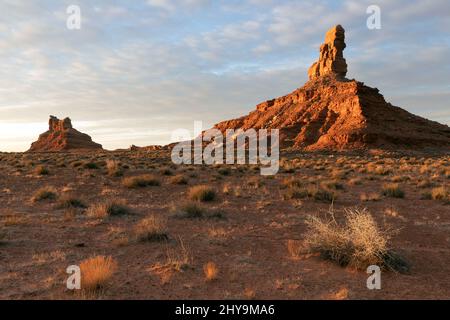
[0,0,449,151]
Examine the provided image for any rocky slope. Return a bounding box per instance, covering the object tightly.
[28,116,102,152]
[214,25,450,151]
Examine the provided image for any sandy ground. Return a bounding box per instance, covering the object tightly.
[0,150,449,300]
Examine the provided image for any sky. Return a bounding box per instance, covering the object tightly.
[0,0,449,151]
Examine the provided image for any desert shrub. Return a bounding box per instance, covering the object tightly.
[321,180,345,190]
[307,186,336,203]
[160,167,173,176]
[348,177,362,186]
[287,239,303,259]
[247,176,263,188]
[106,160,123,177]
[367,163,391,176]
[283,186,308,200]
[360,192,381,202]
[34,165,49,175]
[86,200,131,218]
[134,215,168,242]
[218,167,231,176]
[57,195,86,209]
[84,162,99,170]
[174,202,206,219]
[382,183,405,198]
[32,186,57,202]
[203,262,219,281]
[149,239,192,283]
[431,186,448,200]
[79,256,117,292]
[122,174,160,188]
[281,177,303,189]
[304,208,408,272]
[417,180,435,188]
[188,185,216,202]
[169,174,188,185]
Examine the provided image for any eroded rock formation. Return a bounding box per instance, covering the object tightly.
[308,25,347,80]
[213,25,450,151]
[28,116,103,152]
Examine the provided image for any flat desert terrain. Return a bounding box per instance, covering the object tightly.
[0,150,449,299]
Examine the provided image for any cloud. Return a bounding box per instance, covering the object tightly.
[0,0,448,152]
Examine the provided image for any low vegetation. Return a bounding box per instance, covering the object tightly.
[122,174,160,188]
[188,185,216,202]
[79,256,117,292]
[304,208,408,272]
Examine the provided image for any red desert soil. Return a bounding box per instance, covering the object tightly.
[0,150,449,299]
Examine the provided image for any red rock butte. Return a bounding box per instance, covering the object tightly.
[214,25,450,151]
[28,116,102,152]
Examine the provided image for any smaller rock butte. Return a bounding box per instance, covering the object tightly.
[308,24,347,80]
[28,116,102,152]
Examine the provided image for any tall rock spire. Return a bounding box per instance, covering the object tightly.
[308,25,347,80]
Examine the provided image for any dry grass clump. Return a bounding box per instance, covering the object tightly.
[86,200,131,218]
[34,165,49,175]
[304,208,408,272]
[176,202,206,219]
[160,167,174,176]
[84,162,99,170]
[203,262,219,281]
[80,256,117,292]
[431,186,449,202]
[367,163,391,176]
[188,185,216,202]
[149,239,192,283]
[122,174,160,188]
[382,183,405,198]
[283,185,335,203]
[348,177,362,186]
[321,180,344,190]
[217,167,231,176]
[360,192,381,202]
[169,174,188,185]
[134,215,168,242]
[106,160,123,177]
[57,195,87,209]
[287,239,304,260]
[31,186,58,202]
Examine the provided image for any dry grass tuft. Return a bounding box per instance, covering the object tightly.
[169,174,188,185]
[134,215,168,242]
[56,195,86,209]
[173,202,206,219]
[34,165,49,175]
[188,185,216,202]
[203,262,219,281]
[122,174,160,188]
[304,208,408,272]
[106,160,123,177]
[80,256,117,292]
[287,239,304,260]
[86,200,131,218]
[31,186,58,202]
[382,183,405,198]
[431,186,448,201]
